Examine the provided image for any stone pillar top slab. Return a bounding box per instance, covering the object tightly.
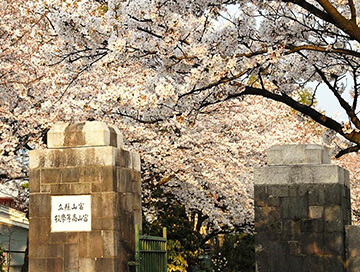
[47,121,124,149]
[267,144,331,165]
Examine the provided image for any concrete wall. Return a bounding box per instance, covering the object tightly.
[28,121,141,272]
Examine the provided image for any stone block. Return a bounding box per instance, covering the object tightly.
[61,168,80,183]
[309,206,324,219]
[50,233,67,244]
[323,232,344,256]
[300,232,323,255]
[255,206,272,227]
[92,192,116,218]
[29,219,50,244]
[64,245,79,269]
[117,168,131,193]
[120,149,132,169]
[267,144,331,165]
[282,220,301,241]
[45,243,64,258]
[29,194,51,217]
[79,167,102,183]
[41,184,51,193]
[79,232,104,258]
[95,258,116,271]
[47,121,123,149]
[301,219,324,233]
[267,213,282,235]
[269,185,289,197]
[28,242,46,258]
[130,171,141,190]
[323,256,346,272]
[345,225,360,272]
[51,184,71,195]
[268,241,289,271]
[289,241,301,255]
[100,167,117,192]
[91,182,102,192]
[65,258,79,270]
[289,184,305,197]
[65,244,79,259]
[325,184,342,205]
[324,205,343,232]
[254,185,269,201]
[29,258,47,272]
[133,175,142,195]
[268,196,280,207]
[255,243,269,272]
[304,256,323,272]
[288,255,307,272]
[66,233,79,244]
[254,165,348,186]
[79,258,96,272]
[92,218,116,230]
[281,197,308,220]
[308,185,325,205]
[29,169,40,193]
[47,258,63,272]
[102,231,116,257]
[30,146,119,169]
[69,183,91,194]
[132,152,141,172]
[41,168,62,184]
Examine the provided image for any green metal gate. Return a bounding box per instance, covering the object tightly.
[129,224,167,272]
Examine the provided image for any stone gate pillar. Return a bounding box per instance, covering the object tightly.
[254,145,351,271]
[28,121,141,272]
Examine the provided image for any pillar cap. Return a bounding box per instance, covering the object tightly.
[47,121,123,148]
[267,144,331,165]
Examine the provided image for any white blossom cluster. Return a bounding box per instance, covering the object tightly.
[2,0,360,231]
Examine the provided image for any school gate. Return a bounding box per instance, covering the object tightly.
[28,121,165,272]
[254,144,360,272]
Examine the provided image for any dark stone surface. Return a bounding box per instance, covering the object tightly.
[300,219,324,233]
[345,225,360,272]
[280,197,308,220]
[255,183,349,272]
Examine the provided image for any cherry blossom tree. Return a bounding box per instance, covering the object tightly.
[3,0,360,232]
[19,0,359,155]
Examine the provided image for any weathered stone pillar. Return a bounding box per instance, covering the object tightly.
[254,145,351,272]
[28,121,141,272]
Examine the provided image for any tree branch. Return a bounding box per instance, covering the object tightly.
[335,145,360,158]
[315,0,360,42]
[282,0,334,24]
[348,0,357,23]
[238,86,345,134]
[285,44,360,58]
[314,65,360,129]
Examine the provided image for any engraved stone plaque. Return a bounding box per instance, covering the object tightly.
[51,195,91,232]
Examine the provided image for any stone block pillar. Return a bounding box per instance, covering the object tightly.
[28,121,141,272]
[254,145,351,272]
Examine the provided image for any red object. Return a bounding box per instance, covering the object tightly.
[0,197,15,208]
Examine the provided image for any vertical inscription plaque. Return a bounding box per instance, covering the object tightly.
[51,195,91,232]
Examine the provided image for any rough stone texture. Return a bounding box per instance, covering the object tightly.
[346,226,360,272]
[255,145,351,272]
[29,122,141,272]
[47,121,124,149]
[267,144,331,165]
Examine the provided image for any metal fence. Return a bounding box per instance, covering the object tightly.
[130,224,167,272]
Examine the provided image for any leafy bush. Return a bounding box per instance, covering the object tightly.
[211,233,255,272]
